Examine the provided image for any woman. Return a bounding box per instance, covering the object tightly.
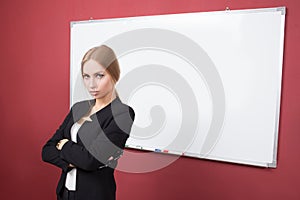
[42,45,135,200]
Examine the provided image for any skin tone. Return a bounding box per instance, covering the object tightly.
[56,59,117,166]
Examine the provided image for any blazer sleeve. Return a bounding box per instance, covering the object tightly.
[60,107,135,171]
[41,109,72,172]
[59,141,104,171]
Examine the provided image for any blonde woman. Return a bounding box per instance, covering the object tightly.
[42,45,135,200]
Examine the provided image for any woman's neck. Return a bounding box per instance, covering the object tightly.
[94,91,117,110]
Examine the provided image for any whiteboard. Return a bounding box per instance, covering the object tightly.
[70,7,285,168]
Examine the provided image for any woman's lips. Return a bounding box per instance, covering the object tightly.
[90,91,99,96]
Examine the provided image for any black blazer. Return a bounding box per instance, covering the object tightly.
[42,97,135,200]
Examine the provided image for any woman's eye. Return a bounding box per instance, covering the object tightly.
[96,74,104,79]
[83,74,89,79]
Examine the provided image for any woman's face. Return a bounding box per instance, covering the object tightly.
[82,59,115,99]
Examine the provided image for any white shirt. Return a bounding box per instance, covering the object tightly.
[65,122,82,191]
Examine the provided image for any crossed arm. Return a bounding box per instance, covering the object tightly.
[42,108,134,172]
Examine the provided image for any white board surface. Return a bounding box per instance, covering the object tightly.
[70,7,285,168]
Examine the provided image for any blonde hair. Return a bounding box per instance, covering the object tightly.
[81,45,120,84]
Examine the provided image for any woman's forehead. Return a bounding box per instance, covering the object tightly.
[83,59,106,73]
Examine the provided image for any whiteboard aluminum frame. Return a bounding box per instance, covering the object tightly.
[70,7,286,26]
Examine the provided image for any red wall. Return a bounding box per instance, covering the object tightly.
[1,0,299,199]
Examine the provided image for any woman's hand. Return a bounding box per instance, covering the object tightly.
[68,164,75,168]
[108,156,114,161]
[56,139,69,150]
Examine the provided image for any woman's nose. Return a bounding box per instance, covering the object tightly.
[89,78,97,89]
